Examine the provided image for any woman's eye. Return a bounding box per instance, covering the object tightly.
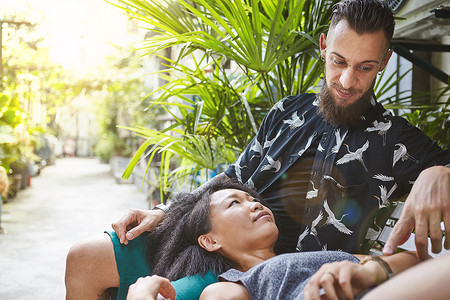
[230,200,239,206]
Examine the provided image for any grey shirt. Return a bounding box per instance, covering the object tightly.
[219,251,359,300]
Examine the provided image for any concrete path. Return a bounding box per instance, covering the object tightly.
[0,158,148,300]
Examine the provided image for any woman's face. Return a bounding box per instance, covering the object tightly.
[206,188,278,254]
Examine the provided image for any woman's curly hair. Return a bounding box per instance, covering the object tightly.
[146,178,262,281]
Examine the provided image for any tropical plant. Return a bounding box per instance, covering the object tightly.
[113,0,339,196]
[380,85,449,150]
[115,0,449,198]
[374,66,449,150]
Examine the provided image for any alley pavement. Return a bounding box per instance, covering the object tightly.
[0,157,149,299]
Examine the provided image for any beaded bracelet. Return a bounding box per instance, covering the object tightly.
[359,256,394,282]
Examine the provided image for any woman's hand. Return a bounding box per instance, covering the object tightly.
[127,275,176,300]
[304,260,383,300]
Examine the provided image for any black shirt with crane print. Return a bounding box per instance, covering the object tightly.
[225,93,450,254]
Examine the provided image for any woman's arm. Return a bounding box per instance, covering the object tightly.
[363,252,450,300]
[304,251,420,300]
[200,282,250,300]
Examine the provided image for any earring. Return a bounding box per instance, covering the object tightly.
[321,56,325,62]
[378,71,382,76]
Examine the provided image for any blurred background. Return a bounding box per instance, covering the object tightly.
[0,0,167,202]
[0,0,448,298]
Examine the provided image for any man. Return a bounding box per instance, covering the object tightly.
[65,0,450,299]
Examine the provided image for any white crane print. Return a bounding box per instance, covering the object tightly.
[373,174,394,182]
[393,143,419,167]
[327,129,348,158]
[263,130,282,149]
[292,132,317,156]
[318,142,325,152]
[375,183,398,208]
[365,224,382,241]
[310,210,324,237]
[323,199,353,235]
[313,96,320,106]
[365,120,392,146]
[272,100,285,112]
[283,110,307,130]
[306,180,318,199]
[336,141,370,172]
[245,178,255,189]
[249,139,262,160]
[322,175,345,189]
[296,226,310,251]
[260,155,282,173]
[233,152,246,183]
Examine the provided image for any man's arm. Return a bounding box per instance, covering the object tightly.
[383,165,450,260]
[112,173,229,244]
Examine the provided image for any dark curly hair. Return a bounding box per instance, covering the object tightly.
[146,178,262,281]
[330,0,395,48]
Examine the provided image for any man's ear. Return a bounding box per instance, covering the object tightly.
[319,33,327,59]
[198,234,222,252]
[379,49,393,72]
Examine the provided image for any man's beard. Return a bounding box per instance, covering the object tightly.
[318,78,375,127]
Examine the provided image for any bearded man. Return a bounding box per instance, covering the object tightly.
[66,1,450,299]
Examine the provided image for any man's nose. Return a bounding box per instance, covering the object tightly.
[339,67,357,90]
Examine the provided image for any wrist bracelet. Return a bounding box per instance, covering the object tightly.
[152,203,169,213]
[359,256,394,282]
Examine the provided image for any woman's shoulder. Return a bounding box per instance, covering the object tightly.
[199,281,250,300]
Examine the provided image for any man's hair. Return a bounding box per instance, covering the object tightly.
[146,179,262,281]
[330,0,395,46]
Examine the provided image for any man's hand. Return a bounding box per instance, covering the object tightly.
[112,208,165,245]
[127,275,176,300]
[383,165,450,260]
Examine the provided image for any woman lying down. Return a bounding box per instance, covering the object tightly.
[127,179,420,300]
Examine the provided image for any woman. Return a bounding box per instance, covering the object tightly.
[129,179,419,300]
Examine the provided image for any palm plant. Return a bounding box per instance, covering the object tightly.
[113,0,339,196]
[374,67,449,149]
[114,0,450,200]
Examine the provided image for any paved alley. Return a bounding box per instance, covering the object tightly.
[0,158,149,299]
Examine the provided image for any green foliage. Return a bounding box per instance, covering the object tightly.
[114,0,448,194]
[375,68,449,149]
[405,106,449,150]
[94,131,134,163]
[387,87,449,150]
[1,12,105,173]
[0,93,26,171]
[114,0,339,192]
[94,50,164,163]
